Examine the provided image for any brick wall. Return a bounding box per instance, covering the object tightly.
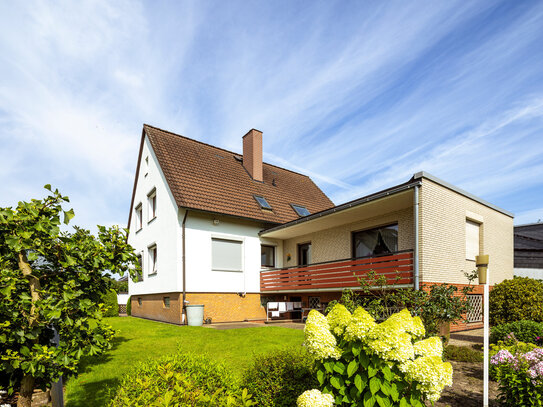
[185,293,266,323]
[282,208,414,266]
[131,292,183,324]
[419,178,513,286]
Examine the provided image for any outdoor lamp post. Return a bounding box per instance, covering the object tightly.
[476,254,489,407]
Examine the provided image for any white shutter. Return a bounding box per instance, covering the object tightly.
[465,220,480,260]
[212,238,243,271]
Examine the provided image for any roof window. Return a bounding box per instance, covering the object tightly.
[291,204,310,217]
[254,195,272,210]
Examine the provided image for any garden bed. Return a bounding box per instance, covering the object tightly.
[434,361,498,407]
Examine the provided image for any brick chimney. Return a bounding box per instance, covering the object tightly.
[242,129,263,181]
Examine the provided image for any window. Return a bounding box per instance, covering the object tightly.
[466,294,483,322]
[163,297,170,308]
[148,245,157,275]
[135,204,143,231]
[261,245,275,268]
[352,224,398,258]
[138,297,142,306]
[308,296,321,309]
[291,204,310,217]
[148,189,157,220]
[298,243,311,266]
[136,253,143,282]
[466,220,480,261]
[254,195,272,210]
[212,238,242,272]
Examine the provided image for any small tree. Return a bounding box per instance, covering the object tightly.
[0,186,138,407]
[327,270,475,336]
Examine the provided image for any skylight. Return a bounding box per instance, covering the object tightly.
[291,204,310,217]
[254,195,272,210]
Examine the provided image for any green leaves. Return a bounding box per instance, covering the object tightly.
[369,376,381,394]
[347,359,358,377]
[63,208,75,225]
[0,187,139,398]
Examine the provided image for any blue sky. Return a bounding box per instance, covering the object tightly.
[1,1,543,230]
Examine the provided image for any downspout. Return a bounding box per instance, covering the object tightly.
[413,185,420,290]
[182,209,189,324]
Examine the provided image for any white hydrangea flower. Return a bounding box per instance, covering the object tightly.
[326,304,352,336]
[343,306,376,342]
[297,389,334,407]
[413,337,443,357]
[304,310,341,360]
[400,356,453,402]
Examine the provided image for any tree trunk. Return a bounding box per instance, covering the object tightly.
[17,374,35,407]
[17,252,41,406]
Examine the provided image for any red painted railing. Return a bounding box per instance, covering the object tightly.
[260,251,414,292]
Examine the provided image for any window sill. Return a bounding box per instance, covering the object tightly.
[212,269,243,273]
[466,259,476,262]
[148,272,157,277]
[135,227,143,234]
[148,216,157,225]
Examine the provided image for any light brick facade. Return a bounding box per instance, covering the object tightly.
[419,178,514,286]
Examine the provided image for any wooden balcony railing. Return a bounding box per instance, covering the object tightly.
[260,250,414,292]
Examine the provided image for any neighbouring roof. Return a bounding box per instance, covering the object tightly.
[136,125,334,224]
[514,223,543,268]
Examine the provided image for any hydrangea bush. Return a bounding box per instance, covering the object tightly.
[299,305,452,406]
[491,347,543,406]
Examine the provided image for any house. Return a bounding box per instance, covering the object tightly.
[514,222,543,280]
[127,125,514,331]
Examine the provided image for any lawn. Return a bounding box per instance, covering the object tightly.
[65,317,304,407]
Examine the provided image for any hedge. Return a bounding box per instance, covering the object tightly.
[242,347,316,407]
[490,277,543,325]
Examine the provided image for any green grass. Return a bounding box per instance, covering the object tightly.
[65,317,304,407]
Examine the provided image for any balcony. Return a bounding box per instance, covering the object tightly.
[260,250,414,293]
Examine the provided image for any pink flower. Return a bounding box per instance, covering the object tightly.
[491,350,515,365]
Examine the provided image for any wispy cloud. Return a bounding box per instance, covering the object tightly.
[1,0,542,228]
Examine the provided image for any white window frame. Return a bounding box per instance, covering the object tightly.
[135,203,143,231]
[211,235,244,272]
[465,219,481,261]
[148,244,157,275]
[148,188,157,222]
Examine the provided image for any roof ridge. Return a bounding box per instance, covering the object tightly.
[143,123,312,178]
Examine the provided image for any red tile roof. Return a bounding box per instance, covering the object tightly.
[131,125,334,225]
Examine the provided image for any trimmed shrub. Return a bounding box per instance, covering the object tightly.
[443,345,483,363]
[242,348,317,407]
[126,296,131,316]
[109,353,255,406]
[103,289,119,317]
[490,320,543,344]
[490,277,543,325]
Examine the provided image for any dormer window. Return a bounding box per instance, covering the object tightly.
[291,204,310,217]
[254,195,272,210]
